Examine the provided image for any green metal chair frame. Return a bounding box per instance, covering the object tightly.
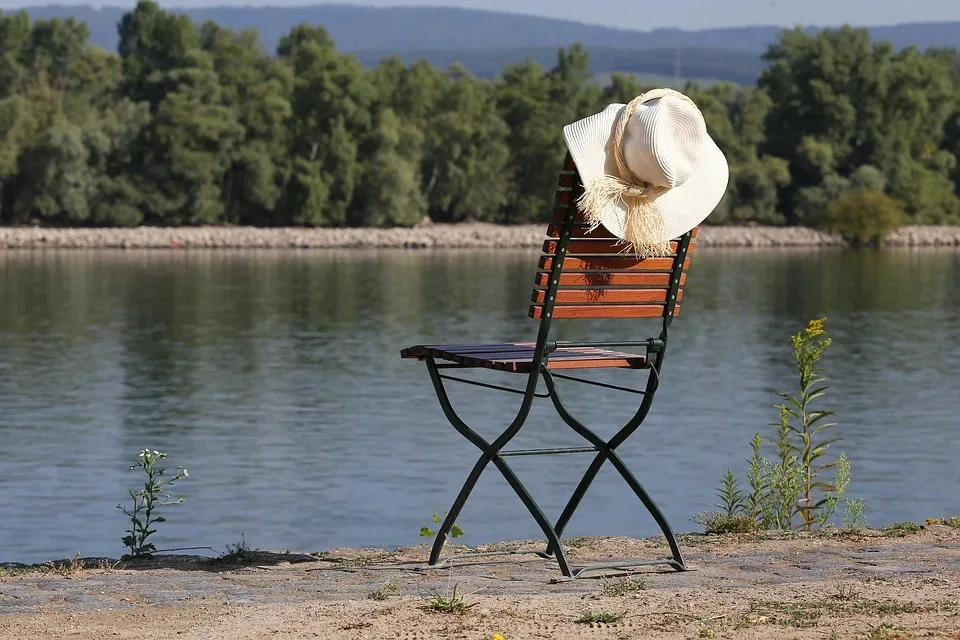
[400,153,695,578]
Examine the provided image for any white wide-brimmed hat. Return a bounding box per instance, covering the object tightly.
[562,88,729,256]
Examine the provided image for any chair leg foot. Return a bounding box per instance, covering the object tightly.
[668,559,689,572]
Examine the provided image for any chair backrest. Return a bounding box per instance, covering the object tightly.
[529,153,696,321]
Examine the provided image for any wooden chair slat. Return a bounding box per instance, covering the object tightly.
[413,343,534,354]
[484,350,640,361]
[545,224,618,239]
[399,342,647,373]
[542,239,694,256]
[529,304,678,319]
[551,206,589,219]
[546,358,643,370]
[532,288,682,304]
[552,201,582,218]
[545,219,700,242]
[534,272,685,287]
[557,173,576,187]
[539,256,689,272]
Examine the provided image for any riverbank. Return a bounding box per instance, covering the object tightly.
[1,525,958,639]
[1,223,959,250]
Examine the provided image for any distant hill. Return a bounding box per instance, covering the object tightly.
[351,46,766,84]
[8,4,960,83]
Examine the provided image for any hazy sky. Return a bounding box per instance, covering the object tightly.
[6,0,960,30]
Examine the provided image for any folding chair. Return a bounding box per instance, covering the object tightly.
[400,152,696,578]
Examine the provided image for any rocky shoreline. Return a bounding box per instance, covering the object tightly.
[0,223,958,250]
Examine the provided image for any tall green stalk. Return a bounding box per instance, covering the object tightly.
[776,318,841,531]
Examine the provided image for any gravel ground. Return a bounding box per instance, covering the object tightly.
[1,526,958,639]
[0,223,958,250]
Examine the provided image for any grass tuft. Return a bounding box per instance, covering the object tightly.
[575,610,623,624]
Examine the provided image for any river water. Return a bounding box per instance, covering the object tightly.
[0,248,957,562]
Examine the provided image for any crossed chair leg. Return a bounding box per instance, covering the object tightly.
[422,358,688,579]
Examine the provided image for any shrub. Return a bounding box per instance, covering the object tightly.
[818,188,905,246]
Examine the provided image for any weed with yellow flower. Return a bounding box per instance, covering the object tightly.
[693,317,866,534]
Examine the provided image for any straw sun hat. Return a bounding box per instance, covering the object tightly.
[562,88,729,256]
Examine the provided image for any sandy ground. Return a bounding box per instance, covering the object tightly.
[1,223,959,249]
[2,525,959,639]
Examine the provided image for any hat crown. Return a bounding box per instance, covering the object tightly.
[621,95,708,190]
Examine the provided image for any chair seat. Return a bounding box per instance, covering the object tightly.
[400,342,647,373]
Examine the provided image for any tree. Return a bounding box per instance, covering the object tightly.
[276,24,372,226]
[11,116,94,222]
[118,0,201,105]
[494,59,563,222]
[351,107,426,226]
[759,27,960,224]
[200,22,292,224]
[0,96,40,222]
[419,66,509,222]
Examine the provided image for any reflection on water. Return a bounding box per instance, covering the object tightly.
[0,248,957,562]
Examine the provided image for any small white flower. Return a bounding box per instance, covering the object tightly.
[183,470,189,477]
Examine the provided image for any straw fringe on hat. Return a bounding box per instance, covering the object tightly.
[562,88,729,257]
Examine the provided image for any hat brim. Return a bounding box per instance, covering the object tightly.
[562,103,729,241]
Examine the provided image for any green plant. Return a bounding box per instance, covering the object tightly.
[843,498,867,529]
[744,433,766,525]
[881,521,922,536]
[423,583,477,614]
[420,511,464,539]
[691,465,759,534]
[117,449,188,558]
[819,452,851,527]
[861,622,897,639]
[716,469,746,516]
[575,610,623,624]
[691,510,756,534]
[762,406,805,529]
[699,319,864,534]
[209,533,258,565]
[47,552,85,577]
[562,536,590,548]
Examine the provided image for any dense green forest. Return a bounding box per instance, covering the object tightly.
[1,1,959,234]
